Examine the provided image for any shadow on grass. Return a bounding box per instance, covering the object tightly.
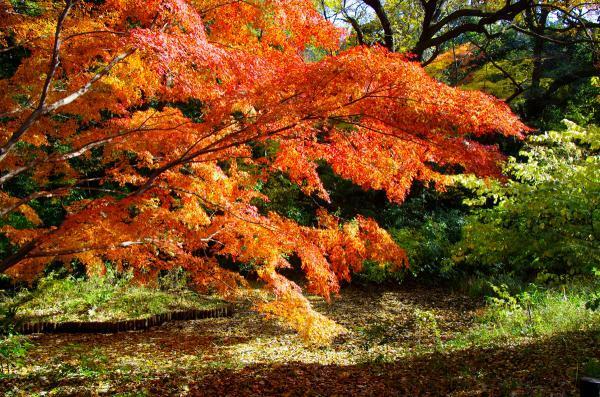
[188,328,600,397]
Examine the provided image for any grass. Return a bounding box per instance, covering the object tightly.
[450,277,600,346]
[0,271,224,324]
[0,335,31,376]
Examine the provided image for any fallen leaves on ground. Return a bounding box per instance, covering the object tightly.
[1,284,598,396]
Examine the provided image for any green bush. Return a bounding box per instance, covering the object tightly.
[390,210,464,279]
[454,278,600,344]
[0,303,20,336]
[458,273,527,298]
[453,120,600,279]
[585,268,600,311]
[355,260,403,284]
[8,0,44,16]
[353,205,465,283]
[584,358,600,378]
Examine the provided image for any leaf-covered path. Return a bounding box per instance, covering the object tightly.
[2,285,598,396]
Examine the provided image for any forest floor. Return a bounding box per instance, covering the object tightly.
[1,284,599,396]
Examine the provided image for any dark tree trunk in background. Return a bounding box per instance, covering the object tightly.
[525,6,549,118]
[411,0,533,64]
[344,13,365,46]
[413,0,441,61]
[364,0,394,51]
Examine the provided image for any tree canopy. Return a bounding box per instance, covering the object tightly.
[0,0,527,341]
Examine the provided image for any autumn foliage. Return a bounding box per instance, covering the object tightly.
[0,0,527,341]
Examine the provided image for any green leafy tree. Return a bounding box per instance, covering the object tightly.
[453,120,600,278]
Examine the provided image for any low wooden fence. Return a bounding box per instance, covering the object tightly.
[14,304,234,334]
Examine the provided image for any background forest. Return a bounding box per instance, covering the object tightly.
[0,0,599,395]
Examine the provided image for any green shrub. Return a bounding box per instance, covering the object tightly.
[458,273,526,298]
[584,358,600,378]
[585,268,600,311]
[390,210,463,280]
[414,308,443,350]
[0,303,19,336]
[9,0,44,16]
[453,120,600,279]
[345,183,468,283]
[355,260,403,284]
[158,266,190,292]
[456,278,600,344]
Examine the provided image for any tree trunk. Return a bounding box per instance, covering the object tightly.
[363,0,394,51]
[525,6,549,118]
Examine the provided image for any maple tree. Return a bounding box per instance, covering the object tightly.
[0,0,527,341]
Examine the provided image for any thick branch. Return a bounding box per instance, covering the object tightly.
[0,239,39,273]
[428,1,530,35]
[413,0,531,61]
[0,109,159,186]
[43,49,135,115]
[344,13,365,46]
[545,66,600,96]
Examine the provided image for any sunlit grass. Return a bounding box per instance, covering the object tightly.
[450,278,600,346]
[1,273,223,323]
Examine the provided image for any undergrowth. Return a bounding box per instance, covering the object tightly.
[450,277,600,347]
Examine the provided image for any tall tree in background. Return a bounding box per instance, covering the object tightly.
[326,0,599,123]
[0,0,526,341]
[520,2,599,119]
[328,1,598,61]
